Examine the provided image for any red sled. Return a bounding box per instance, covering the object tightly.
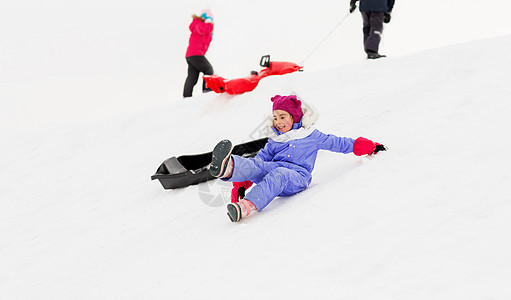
[204,55,303,95]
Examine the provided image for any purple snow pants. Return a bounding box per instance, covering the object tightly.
[222,155,311,211]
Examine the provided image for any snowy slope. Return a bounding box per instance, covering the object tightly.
[2,35,511,299]
[3,0,511,298]
[2,0,511,133]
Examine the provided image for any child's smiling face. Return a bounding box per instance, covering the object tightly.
[273,110,294,133]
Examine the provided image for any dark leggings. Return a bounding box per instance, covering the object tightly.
[183,56,214,98]
[361,11,384,54]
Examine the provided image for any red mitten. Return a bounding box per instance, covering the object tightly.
[231,181,253,203]
[353,137,377,156]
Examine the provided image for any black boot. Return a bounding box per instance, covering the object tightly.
[209,140,233,178]
[227,203,242,222]
[367,52,386,59]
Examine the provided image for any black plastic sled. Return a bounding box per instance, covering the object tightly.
[151,138,268,189]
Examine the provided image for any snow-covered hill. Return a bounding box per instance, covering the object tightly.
[2,34,511,299]
[2,0,511,133]
[3,0,511,298]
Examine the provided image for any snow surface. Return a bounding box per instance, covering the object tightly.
[2,0,511,299]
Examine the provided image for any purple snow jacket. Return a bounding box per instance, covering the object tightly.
[256,105,355,176]
[227,106,356,210]
[256,124,355,176]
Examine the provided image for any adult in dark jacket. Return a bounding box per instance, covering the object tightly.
[349,0,395,59]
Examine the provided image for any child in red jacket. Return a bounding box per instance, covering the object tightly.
[183,10,214,98]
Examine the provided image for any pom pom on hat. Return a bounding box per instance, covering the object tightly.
[271,95,303,123]
[200,9,214,23]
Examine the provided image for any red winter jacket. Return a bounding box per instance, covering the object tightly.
[185,18,213,57]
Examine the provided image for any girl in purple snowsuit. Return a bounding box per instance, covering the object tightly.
[209,95,386,222]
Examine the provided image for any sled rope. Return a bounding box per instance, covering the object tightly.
[301,12,351,65]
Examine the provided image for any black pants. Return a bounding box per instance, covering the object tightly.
[183,56,214,98]
[361,11,384,54]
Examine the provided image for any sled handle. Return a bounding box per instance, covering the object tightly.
[260,55,270,68]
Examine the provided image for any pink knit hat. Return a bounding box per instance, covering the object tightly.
[271,95,303,123]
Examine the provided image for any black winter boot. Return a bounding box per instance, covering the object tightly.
[209,140,233,178]
[367,52,386,59]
